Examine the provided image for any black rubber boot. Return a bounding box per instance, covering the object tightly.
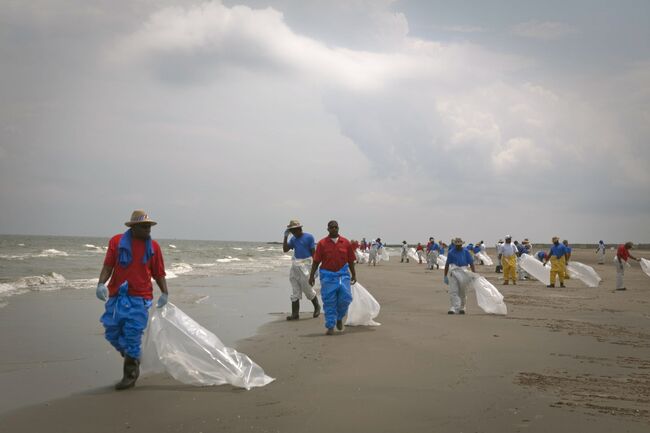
[115,355,139,390]
[286,300,300,321]
[311,297,321,318]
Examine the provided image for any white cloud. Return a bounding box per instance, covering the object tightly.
[512,20,578,40]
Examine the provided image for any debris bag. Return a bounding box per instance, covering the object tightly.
[355,249,369,264]
[437,254,447,268]
[345,282,381,326]
[378,247,390,262]
[141,303,274,390]
[459,269,507,315]
[407,248,420,263]
[519,253,550,286]
[641,258,650,278]
[475,251,493,266]
[567,261,601,287]
[293,257,312,277]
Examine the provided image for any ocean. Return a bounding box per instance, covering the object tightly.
[0,234,293,308]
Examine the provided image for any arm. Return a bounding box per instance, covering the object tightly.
[154,276,168,295]
[98,265,113,284]
[308,260,319,286]
[349,260,356,285]
[282,232,291,253]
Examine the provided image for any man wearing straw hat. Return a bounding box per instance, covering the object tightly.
[443,237,476,315]
[96,210,169,390]
[282,219,320,320]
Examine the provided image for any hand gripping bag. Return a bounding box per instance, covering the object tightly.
[519,253,550,286]
[345,282,381,326]
[141,303,274,390]
[566,261,601,287]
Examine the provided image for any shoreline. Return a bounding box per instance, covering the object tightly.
[1,248,650,432]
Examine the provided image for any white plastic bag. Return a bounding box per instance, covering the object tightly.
[379,247,390,262]
[475,251,493,266]
[567,261,601,287]
[641,258,650,278]
[355,249,369,264]
[141,303,274,390]
[519,253,550,286]
[459,269,507,315]
[407,248,419,263]
[437,254,447,268]
[345,282,381,326]
[292,257,312,277]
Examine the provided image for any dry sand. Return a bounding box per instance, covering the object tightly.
[1,247,649,432]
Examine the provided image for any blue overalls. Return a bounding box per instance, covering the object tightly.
[100,281,152,359]
[319,264,353,329]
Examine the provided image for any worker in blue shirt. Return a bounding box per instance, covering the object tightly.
[283,219,320,320]
[562,240,572,280]
[544,236,567,288]
[443,237,476,315]
[426,237,441,270]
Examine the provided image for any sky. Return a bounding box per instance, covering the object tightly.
[1,0,649,244]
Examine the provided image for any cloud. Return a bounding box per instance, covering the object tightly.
[512,20,578,40]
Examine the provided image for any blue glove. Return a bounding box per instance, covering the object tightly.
[443,275,449,285]
[96,283,108,301]
[157,293,168,308]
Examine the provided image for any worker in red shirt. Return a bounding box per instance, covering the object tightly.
[308,220,357,335]
[96,210,169,390]
[615,242,641,291]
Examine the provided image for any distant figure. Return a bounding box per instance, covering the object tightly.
[360,238,368,252]
[562,240,573,279]
[536,251,547,262]
[439,242,446,255]
[615,242,641,291]
[309,220,357,335]
[282,219,320,321]
[444,238,475,315]
[427,237,441,270]
[401,241,409,263]
[596,240,606,264]
[472,243,482,264]
[369,238,382,266]
[96,210,169,390]
[544,236,567,288]
[500,236,518,285]
[495,239,504,273]
[416,243,424,264]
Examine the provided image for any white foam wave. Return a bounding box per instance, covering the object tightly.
[84,244,107,253]
[168,244,177,249]
[0,273,97,300]
[232,247,243,251]
[17,243,25,247]
[36,249,69,257]
[216,256,241,263]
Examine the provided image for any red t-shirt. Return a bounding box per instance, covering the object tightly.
[103,234,166,299]
[416,245,424,251]
[313,236,356,272]
[616,244,630,261]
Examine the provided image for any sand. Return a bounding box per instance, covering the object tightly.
[1,247,649,432]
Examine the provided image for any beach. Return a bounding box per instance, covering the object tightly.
[1,247,649,432]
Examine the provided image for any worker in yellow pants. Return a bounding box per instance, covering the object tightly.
[544,236,567,288]
[499,235,518,285]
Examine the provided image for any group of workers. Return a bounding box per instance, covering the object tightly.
[93,210,646,391]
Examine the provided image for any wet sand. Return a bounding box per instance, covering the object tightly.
[1,248,649,432]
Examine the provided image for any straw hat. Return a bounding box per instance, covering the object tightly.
[552,236,559,242]
[286,219,302,229]
[453,237,464,245]
[125,210,157,227]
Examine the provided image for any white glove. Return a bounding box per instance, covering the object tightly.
[96,283,108,301]
[284,229,291,238]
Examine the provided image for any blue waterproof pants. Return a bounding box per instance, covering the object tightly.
[100,282,152,359]
[319,265,353,329]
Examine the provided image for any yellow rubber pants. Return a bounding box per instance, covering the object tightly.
[550,256,566,286]
[502,255,517,283]
[563,257,571,279]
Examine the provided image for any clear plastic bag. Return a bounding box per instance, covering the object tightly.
[378,248,390,262]
[355,249,369,264]
[293,257,312,277]
[345,282,381,326]
[141,303,274,390]
[407,248,419,263]
[519,253,550,286]
[475,251,493,266]
[566,261,601,287]
[458,269,507,315]
[437,254,447,268]
[641,258,650,278]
